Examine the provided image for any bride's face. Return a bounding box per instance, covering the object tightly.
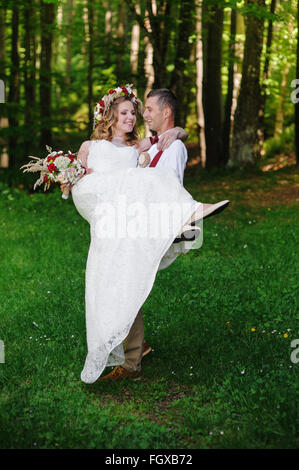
[113,100,137,137]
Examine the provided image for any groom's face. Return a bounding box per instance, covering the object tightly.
[143,97,165,133]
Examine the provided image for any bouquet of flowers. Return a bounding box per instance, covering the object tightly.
[21,146,86,199]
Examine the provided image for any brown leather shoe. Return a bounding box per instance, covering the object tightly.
[99,365,141,381]
[142,340,152,358]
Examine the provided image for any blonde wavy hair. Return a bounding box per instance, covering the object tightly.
[90,96,139,146]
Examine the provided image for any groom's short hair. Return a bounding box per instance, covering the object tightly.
[147,89,178,120]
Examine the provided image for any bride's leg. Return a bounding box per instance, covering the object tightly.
[184,204,210,225]
[176,204,208,236]
[176,201,230,236]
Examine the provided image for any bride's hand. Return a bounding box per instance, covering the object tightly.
[157,127,188,151]
[60,183,69,193]
[136,137,151,154]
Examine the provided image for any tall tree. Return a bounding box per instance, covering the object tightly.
[130,0,140,81]
[65,0,75,85]
[39,0,56,149]
[274,63,290,136]
[258,0,276,146]
[24,0,37,155]
[116,1,126,81]
[195,2,206,167]
[273,2,295,137]
[229,0,266,168]
[230,11,244,134]
[104,1,112,64]
[222,7,237,166]
[202,1,224,170]
[0,5,8,167]
[144,5,155,135]
[0,5,6,85]
[126,0,172,88]
[8,6,20,168]
[87,0,94,135]
[170,0,196,127]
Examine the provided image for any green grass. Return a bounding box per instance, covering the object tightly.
[0,166,298,449]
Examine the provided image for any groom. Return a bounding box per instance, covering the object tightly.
[100,88,189,381]
[141,88,188,185]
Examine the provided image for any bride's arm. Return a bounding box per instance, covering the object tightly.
[136,127,188,155]
[157,127,188,151]
[60,140,93,193]
[77,140,93,174]
[135,137,152,154]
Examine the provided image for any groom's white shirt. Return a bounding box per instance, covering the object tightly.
[147,131,188,185]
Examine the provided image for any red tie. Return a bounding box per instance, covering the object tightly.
[150,134,159,145]
[149,134,163,167]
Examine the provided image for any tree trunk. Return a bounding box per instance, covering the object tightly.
[144,7,155,136]
[0,5,8,167]
[0,6,6,82]
[202,2,224,170]
[87,0,94,135]
[195,2,206,167]
[24,0,37,155]
[170,0,196,127]
[274,63,290,136]
[258,0,276,148]
[125,0,171,88]
[151,1,171,88]
[104,1,112,63]
[222,8,236,166]
[40,1,56,149]
[274,8,293,137]
[65,0,75,86]
[116,1,126,81]
[8,7,20,168]
[229,0,265,168]
[230,11,244,129]
[130,0,140,81]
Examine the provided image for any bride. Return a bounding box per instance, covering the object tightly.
[65,85,229,384]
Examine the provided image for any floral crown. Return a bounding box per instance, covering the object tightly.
[93,84,142,129]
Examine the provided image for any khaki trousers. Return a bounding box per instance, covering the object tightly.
[123,308,144,372]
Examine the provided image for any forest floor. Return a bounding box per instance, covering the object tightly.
[0,163,298,449]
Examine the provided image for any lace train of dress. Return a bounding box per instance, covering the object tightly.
[72,140,201,383]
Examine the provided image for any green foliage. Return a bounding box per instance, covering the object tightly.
[263,125,295,160]
[0,0,298,167]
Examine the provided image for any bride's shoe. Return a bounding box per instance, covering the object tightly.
[173,225,201,244]
[190,200,230,225]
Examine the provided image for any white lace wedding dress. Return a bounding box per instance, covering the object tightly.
[71,139,201,383]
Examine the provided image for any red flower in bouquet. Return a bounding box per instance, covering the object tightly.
[48,162,57,173]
